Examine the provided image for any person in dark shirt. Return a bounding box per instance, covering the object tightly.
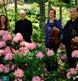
[45,8,62,53]
[60,6,78,68]
[14,10,32,43]
[0,15,9,30]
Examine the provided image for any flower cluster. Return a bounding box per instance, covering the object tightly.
[0,30,57,81]
[66,64,78,80]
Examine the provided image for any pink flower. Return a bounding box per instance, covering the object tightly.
[11,64,16,70]
[32,76,41,81]
[0,79,2,81]
[29,43,37,50]
[0,50,5,56]
[19,47,29,54]
[4,53,13,61]
[20,41,29,47]
[60,55,68,61]
[4,64,10,73]
[66,72,72,79]
[70,68,77,74]
[47,49,54,56]
[13,33,23,43]
[72,50,78,58]
[0,30,5,36]
[14,68,24,78]
[0,64,4,73]
[36,52,44,59]
[11,48,19,54]
[2,34,12,41]
[0,41,6,48]
[76,63,78,70]
[4,46,12,54]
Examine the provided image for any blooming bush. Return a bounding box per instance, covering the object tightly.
[0,30,58,81]
[66,50,78,81]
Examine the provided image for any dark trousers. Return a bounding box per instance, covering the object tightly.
[66,45,76,68]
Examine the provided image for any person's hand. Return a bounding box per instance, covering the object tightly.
[71,36,78,43]
[53,27,59,32]
[59,43,65,50]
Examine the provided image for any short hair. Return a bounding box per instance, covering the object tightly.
[20,10,26,14]
[48,8,56,17]
[70,5,78,12]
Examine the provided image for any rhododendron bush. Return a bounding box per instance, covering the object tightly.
[0,30,58,81]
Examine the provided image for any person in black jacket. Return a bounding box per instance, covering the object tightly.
[14,10,32,43]
[60,6,78,68]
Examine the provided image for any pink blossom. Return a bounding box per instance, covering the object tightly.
[11,48,19,54]
[29,43,37,50]
[4,46,12,54]
[47,49,54,56]
[19,47,29,54]
[14,68,24,78]
[20,41,29,47]
[0,64,4,73]
[32,76,41,81]
[4,53,13,61]
[2,34,12,41]
[0,41,6,48]
[60,55,68,61]
[70,68,77,74]
[66,72,72,79]
[72,50,78,58]
[0,50,5,56]
[13,33,23,43]
[76,63,78,70]
[11,64,16,70]
[36,52,44,59]
[4,64,10,73]
[0,30,5,36]
[0,79,2,81]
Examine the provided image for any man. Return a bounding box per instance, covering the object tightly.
[61,6,78,68]
[14,10,32,43]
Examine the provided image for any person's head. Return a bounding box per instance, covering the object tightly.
[48,8,56,19]
[0,15,9,27]
[20,10,26,20]
[70,6,78,19]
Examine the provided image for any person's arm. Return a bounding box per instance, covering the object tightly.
[28,21,32,36]
[14,22,18,34]
[56,20,63,34]
[45,24,51,48]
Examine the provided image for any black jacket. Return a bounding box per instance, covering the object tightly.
[14,19,32,43]
[62,18,78,45]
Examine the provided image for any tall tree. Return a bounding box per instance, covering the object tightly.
[14,0,17,23]
[39,0,45,42]
[75,0,77,5]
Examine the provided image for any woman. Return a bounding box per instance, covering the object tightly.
[45,8,62,53]
[0,15,9,30]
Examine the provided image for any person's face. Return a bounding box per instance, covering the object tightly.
[20,13,26,19]
[1,16,6,23]
[48,10,55,19]
[70,8,78,19]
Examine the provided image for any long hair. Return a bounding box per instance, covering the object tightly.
[0,15,9,30]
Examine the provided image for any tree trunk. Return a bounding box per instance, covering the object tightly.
[14,0,17,23]
[75,0,77,5]
[3,0,7,16]
[39,0,45,42]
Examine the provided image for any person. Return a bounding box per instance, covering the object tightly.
[60,6,78,68]
[0,15,9,30]
[14,10,32,43]
[45,8,62,53]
